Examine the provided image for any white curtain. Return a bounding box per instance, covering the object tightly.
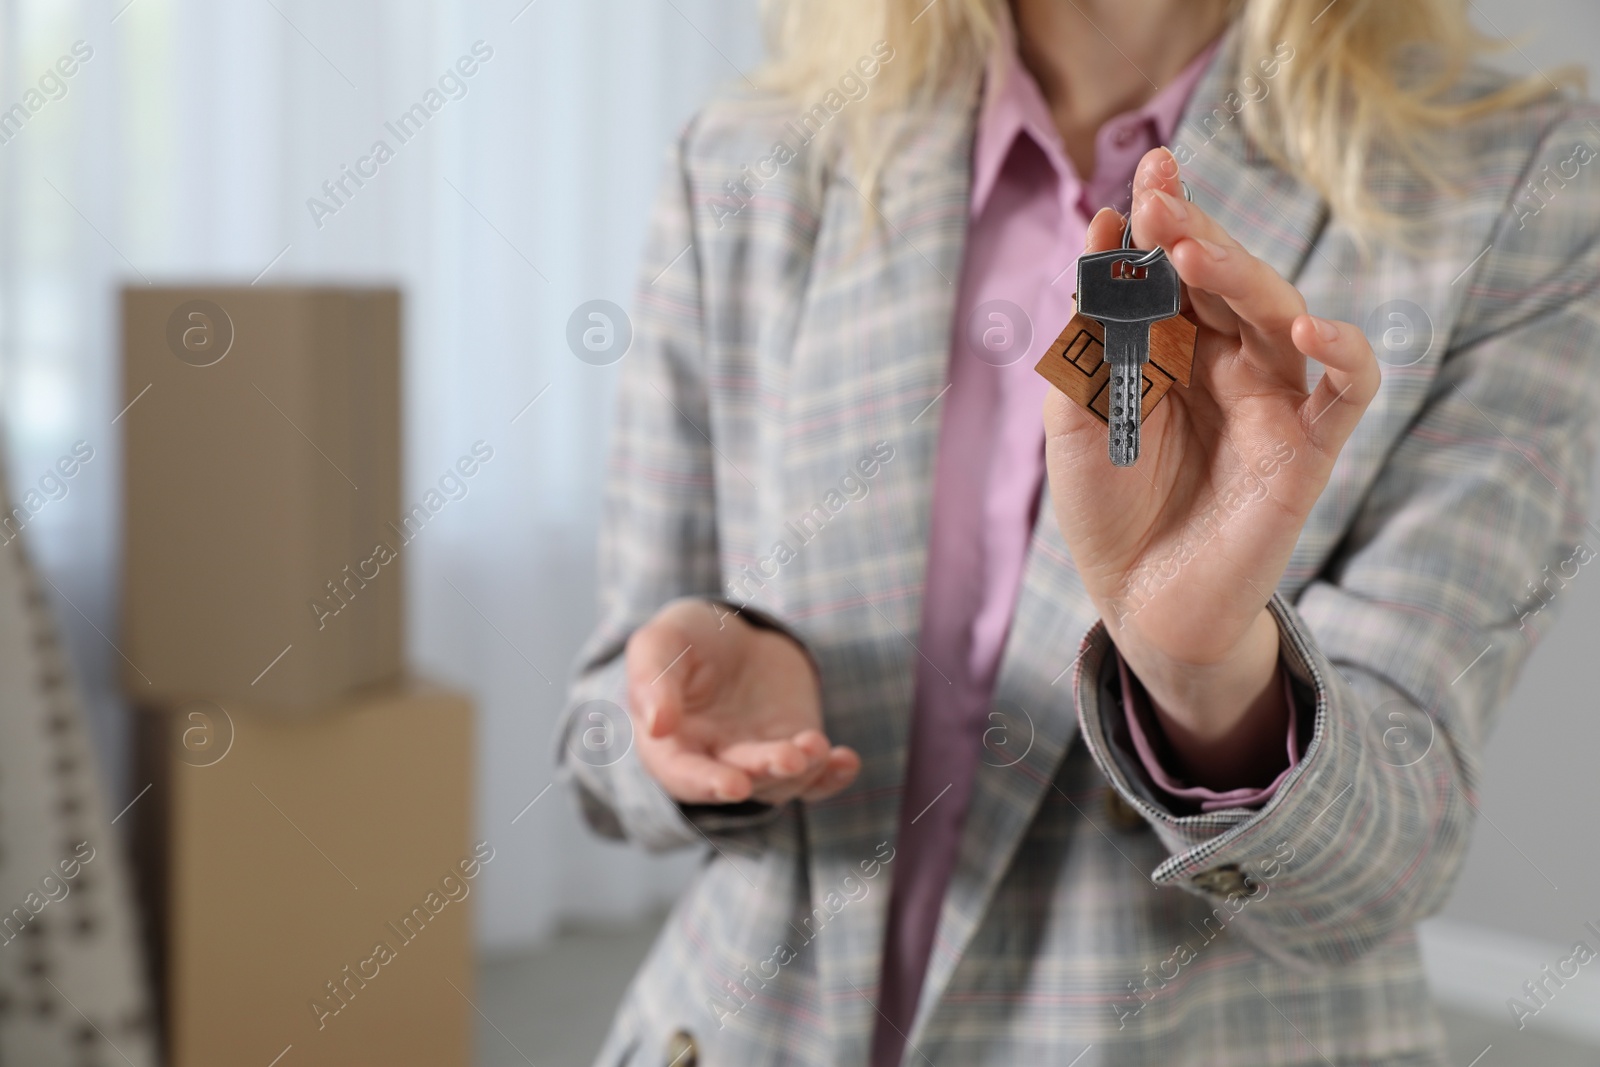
[0,0,764,952]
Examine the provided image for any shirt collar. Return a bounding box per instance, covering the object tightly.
[970,25,1221,219]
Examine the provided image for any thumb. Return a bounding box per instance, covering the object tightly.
[643,678,683,739]
[1085,206,1126,255]
[1046,206,1127,445]
[625,622,699,739]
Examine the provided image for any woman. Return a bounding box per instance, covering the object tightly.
[560,0,1600,1063]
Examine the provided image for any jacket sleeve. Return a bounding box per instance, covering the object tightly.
[1076,105,1600,968]
[553,121,788,852]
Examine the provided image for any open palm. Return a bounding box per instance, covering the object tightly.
[1045,149,1380,669]
[625,599,860,805]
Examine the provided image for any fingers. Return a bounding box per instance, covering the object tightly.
[640,740,753,804]
[1128,149,1309,347]
[1289,314,1381,455]
[1163,205,1306,348]
[725,730,858,805]
[798,746,862,802]
[751,742,859,805]
[645,730,861,808]
[718,728,830,779]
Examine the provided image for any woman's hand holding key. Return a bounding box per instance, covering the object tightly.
[1044,147,1382,787]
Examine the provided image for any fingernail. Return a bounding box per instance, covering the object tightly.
[1154,146,1181,181]
[1312,315,1340,342]
[1153,189,1187,221]
[1195,237,1228,261]
[713,781,736,801]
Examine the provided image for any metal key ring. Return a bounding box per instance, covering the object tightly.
[1120,178,1192,264]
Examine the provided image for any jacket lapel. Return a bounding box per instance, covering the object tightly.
[778,75,983,1067]
[1175,33,1331,291]
[904,31,1331,1049]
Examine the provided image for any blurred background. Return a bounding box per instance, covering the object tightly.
[3,0,1599,1064]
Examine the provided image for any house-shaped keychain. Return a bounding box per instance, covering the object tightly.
[1033,309,1196,425]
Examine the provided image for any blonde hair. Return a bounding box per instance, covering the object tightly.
[757,0,1578,241]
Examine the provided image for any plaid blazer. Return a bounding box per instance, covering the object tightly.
[558,30,1600,1067]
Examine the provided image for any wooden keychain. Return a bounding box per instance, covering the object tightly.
[1034,185,1198,440]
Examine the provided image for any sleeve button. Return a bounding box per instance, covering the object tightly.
[1102,788,1146,831]
[666,1028,699,1066]
[1191,864,1253,897]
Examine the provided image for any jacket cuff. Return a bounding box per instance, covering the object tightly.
[1077,596,1355,909]
[1117,650,1307,812]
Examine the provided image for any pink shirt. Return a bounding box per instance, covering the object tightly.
[869,33,1299,1066]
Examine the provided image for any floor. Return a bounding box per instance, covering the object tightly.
[476,919,1600,1067]
[477,920,661,1067]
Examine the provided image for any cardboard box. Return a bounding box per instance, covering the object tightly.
[120,286,403,712]
[133,681,475,1067]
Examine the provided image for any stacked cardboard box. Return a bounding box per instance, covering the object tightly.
[120,288,473,1067]
[121,286,404,711]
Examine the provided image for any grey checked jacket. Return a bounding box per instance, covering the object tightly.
[557,29,1600,1067]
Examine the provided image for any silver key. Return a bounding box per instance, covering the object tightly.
[1075,244,1182,466]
